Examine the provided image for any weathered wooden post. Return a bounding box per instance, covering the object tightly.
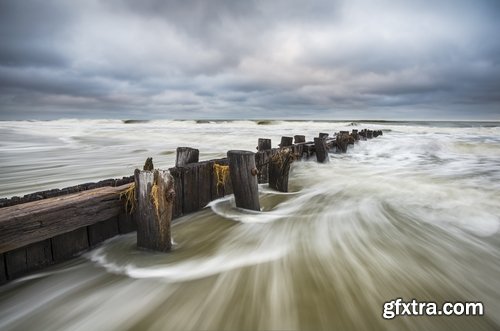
[269,147,294,192]
[294,135,305,144]
[352,129,359,141]
[336,133,349,153]
[227,150,260,211]
[319,133,329,139]
[367,130,373,139]
[257,138,271,151]
[134,169,174,252]
[279,136,293,148]
[176,147,199,167]
[314,137,330,163]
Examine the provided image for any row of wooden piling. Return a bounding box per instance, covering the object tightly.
[0,128,383,282]
[134,128,383,251]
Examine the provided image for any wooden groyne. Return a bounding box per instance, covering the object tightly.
[0,128,382,284]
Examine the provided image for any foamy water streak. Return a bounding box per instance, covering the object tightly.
[1,120,500,330]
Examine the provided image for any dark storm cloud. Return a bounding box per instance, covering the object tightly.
[0,0,499,119]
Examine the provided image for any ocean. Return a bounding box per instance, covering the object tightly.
[1,119,500,330]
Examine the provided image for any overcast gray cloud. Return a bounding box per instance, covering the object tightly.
[0,0,499,120]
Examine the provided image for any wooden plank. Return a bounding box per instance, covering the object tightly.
[5,240,53,279]
[5,247,26,279]
[0,184,131,254]
[255,150,270,184]
[0,254,7,284]
[27,239,52,270]
[51,227,89,262]
[168,167,184,219]
[181,164,200,214]
[180,161,213,214]
[88,217,119,247]
[197,161,214,209]
[118,212,136,233]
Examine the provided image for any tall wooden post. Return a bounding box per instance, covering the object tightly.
[257,138,271,151]
[176,147,199,167]
[269,147,294,192]
[279,136,293,147]
[314,138,329,163]
[134,169,174,252]
[227,150,260,211]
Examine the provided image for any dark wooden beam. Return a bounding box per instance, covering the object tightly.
[0,184,131,254]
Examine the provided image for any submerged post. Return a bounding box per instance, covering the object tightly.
[257,138,272,151]
[314,137,330,163]
[176,147,199,167]
[227,150,260,211]
[134,169,174,252]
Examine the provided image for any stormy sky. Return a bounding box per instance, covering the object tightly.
[1,0,499,120]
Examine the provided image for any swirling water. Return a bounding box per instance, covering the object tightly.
[1,120,500,330]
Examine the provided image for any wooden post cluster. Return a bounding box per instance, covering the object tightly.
[0,127,386,283]
[170,159,232,217]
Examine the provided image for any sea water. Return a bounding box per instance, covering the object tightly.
[0,119,499,330]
